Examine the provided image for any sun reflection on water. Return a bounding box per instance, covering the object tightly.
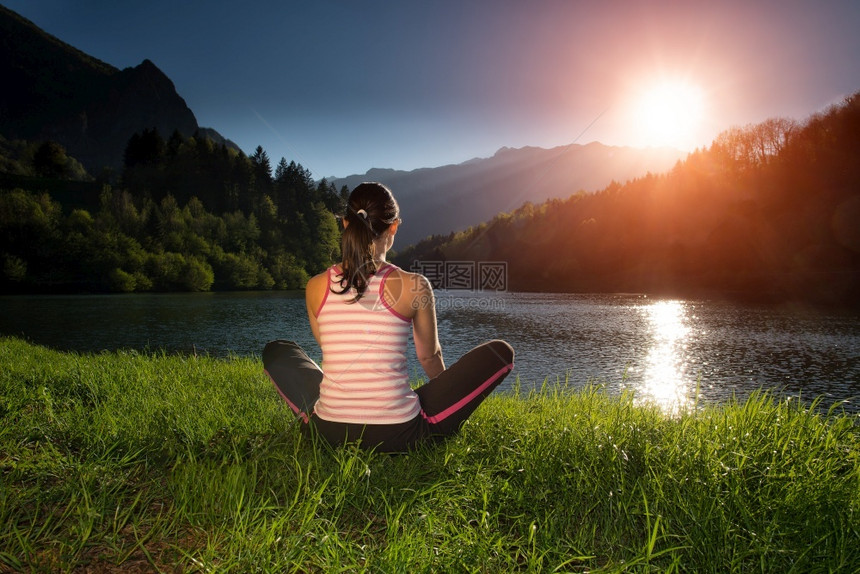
[635,300,694,413]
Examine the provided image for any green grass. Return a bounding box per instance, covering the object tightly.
[1,336,858,573]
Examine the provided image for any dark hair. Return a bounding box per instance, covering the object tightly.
[336,182,400,302]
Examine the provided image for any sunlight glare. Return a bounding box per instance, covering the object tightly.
[639,300,693,413]
[632,80,704,149]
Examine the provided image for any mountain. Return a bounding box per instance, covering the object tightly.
[0,3,681,246]
[0,5,237,174]
[333,142,685,245]
[391,94,860,306]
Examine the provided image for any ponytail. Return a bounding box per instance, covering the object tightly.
[336,182,400,302]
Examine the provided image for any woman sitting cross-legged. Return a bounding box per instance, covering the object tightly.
[263,182,514,453]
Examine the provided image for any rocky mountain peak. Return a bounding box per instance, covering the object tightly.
[0,5,232,174]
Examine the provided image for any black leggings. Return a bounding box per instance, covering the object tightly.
[263,339,514,452]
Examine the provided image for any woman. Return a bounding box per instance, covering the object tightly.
[263,182,514,452]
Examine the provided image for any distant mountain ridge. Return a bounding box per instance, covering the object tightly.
[0,4,238,174]
[333,142,685,245]
[1,2,682,246]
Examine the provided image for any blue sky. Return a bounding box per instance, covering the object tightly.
[5,0,860,178]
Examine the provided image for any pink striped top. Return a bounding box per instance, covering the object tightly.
[313,263,419,424]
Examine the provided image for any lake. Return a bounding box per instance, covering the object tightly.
[1,290,858,413]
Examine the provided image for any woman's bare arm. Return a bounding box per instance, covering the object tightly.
[410,274,445,378]
[304,272,327,346]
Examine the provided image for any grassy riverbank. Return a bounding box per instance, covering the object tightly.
[1,337,858,572]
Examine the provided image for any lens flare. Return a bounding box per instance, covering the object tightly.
[632,80,705,149]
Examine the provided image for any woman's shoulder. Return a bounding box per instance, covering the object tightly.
[305,267,332,299]
[381,264,434,314]
[305,268,332,309]
[307,268,332,287]
[383,264,431,290]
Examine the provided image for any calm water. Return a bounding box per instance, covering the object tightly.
[1,291,858,413]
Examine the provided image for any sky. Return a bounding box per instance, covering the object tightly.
[4,0,860,179]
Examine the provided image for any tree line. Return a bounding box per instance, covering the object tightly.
[4,93,859,304]
[394,93,860,307]
[0,129,345,293]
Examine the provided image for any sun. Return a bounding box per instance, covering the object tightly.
[631,79,705,149]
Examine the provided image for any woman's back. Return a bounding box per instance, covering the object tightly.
[313,264,420,425]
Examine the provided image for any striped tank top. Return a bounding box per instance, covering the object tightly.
[313,263,419,424]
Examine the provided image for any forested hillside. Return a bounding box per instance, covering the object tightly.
[394,93,860,307]
[0,130,345,293]
[0,5,237,173]
[4,91,858,304]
